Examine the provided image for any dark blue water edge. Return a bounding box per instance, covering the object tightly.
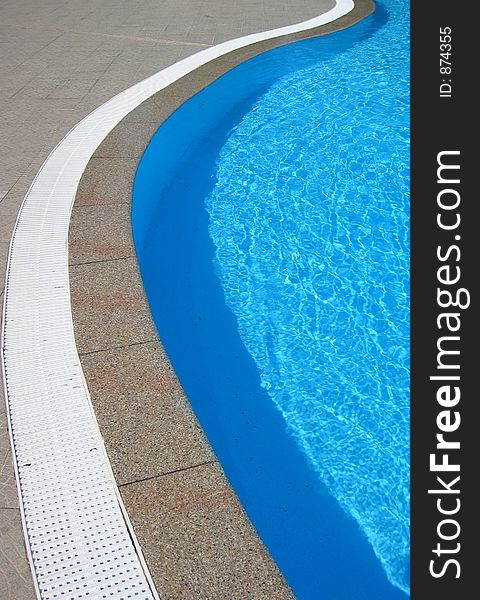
[132,5,407,599]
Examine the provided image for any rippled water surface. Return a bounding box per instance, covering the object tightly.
[206,0,409,593]
[134,0,409,597]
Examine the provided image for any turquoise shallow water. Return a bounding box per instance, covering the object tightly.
[133,1,409,596]
[205,0,409,594]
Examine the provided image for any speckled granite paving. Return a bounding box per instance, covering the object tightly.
[0,0,374,596]
[68,2,374,598]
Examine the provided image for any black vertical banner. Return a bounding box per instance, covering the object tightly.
[411,0,477,598]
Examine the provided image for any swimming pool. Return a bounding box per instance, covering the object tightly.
[133,1,409,598]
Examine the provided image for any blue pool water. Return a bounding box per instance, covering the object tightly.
[133,1,409,598]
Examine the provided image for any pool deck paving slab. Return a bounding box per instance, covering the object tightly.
[79,341,215,487]
[0,0,374,596]
[69,203,136,265]
[121,463,294,600]
[69,257,158,354]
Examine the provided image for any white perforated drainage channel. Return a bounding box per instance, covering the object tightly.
[1,2,353,598]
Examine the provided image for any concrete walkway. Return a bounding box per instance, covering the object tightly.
[0,1,334,596]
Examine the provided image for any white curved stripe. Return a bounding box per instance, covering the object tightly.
[1,1,354,598]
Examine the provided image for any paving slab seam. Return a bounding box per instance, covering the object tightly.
[70,256,136,266]
[78,340,159,357]
[0,1,376,598]
[117,460,221,490]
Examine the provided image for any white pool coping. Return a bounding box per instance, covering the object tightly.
[1,1,354,598]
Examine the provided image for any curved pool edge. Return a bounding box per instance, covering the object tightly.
[1,0,374,597]
[70,0,376,596]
